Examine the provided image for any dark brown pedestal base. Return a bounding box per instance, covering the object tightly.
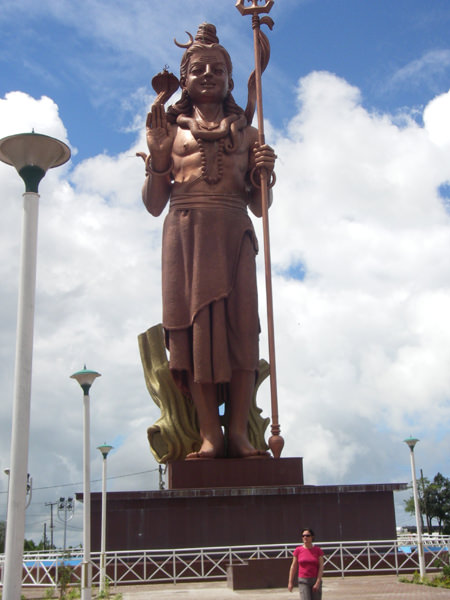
[168,457,303,489]
[86,481,405,552]
[82,452,406,551]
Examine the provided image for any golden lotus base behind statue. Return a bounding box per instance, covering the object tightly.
[138,324,270,463]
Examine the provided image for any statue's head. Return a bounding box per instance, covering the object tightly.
[178,24,234,94]
[167,23,244,123]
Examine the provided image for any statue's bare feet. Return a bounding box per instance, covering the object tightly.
[228,433,270,459]
[186,438,225,460]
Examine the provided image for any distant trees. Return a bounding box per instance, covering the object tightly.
[0,520,5,552]
[404,472,450,534]
[24,534,52,551]
[0,521,36,552]
[23,538,39,551]
[0,521,57,553]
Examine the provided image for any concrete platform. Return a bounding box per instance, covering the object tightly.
[87,482,403,550]
[112,575,450,599]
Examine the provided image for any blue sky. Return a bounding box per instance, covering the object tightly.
[2,1,450,160]
[2,0,450,547]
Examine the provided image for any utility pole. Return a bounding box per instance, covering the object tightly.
[420,469,430,534]
[58,497,75,552]
[158,465,166,490]
[45,500,58,549]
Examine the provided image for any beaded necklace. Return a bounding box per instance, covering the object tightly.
[196,137,225,185]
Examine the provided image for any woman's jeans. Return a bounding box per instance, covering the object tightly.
[298,577,322,600]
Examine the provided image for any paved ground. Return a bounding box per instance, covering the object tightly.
[116,576,450,599]
[19,575,450,598]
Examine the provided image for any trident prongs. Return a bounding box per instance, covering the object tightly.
[235,0,274,16]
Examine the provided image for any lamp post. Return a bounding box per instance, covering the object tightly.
[404,436,425,579]
[0,131,70,600]
[97,443,113,593]
[71,367,101,600]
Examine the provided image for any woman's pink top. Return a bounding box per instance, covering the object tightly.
[293,545,324,579]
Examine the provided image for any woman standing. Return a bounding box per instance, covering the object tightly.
[288,528,324,600]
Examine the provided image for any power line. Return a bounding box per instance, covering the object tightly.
[36,468,159,491]
[0,467,159,494]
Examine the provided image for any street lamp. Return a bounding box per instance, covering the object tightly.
[58,497,75,552]
[71,366,101,600]
[404,436,426,579]
[25,474,33,509]
[45,501,58,550]
[97,443,113,593]
[0,131,70,600]
[4,469,10,524]
[3,470,32,529]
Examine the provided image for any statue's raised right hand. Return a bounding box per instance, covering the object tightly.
[146,104,176,171]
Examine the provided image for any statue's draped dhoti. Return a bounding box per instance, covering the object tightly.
[162,193,260,386]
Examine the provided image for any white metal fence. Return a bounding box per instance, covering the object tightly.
[1,536,449,588]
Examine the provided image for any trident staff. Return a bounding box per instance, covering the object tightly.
[236,0,284,458]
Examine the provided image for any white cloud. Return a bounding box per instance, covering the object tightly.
[389,49,450,89]
[0,91,68,143]
[423,89,450,147]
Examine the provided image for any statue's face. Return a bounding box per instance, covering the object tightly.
[183,48,231,104]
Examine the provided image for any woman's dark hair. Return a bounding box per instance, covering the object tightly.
[301,528,315,537]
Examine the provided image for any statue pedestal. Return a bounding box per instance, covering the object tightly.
[85,457,406,552]
[168,457,303,488]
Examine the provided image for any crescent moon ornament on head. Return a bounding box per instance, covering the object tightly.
[174,31,194,49]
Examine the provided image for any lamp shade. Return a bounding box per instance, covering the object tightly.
[0,132,70,173]
[97,443,113,459]
[404,436,419,450]
[71,366,101,389]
